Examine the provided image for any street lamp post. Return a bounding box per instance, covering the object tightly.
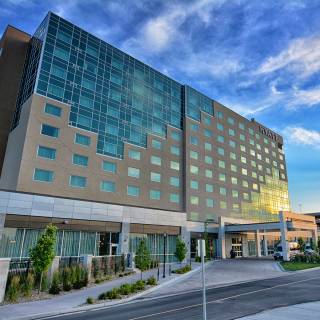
[163,232,167,278]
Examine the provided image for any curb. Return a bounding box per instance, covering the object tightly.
[8,262,211,320]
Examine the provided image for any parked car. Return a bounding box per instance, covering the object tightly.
[273,242,299,260]
[304,243,315,255]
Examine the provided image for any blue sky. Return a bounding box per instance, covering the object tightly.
[1,0,320,212]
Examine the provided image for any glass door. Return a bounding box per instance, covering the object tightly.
[232,237,243,257]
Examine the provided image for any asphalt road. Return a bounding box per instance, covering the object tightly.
[41,268,320,320]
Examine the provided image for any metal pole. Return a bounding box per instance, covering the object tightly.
[201,239,207,320]
[163,233,166,278]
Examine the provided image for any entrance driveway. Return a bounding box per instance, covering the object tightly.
[145,258,282,297]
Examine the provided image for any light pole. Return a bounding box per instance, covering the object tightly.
[163,232,167,278]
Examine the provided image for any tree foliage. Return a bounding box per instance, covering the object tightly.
[297,237,305,252]
[175,237,187,263]
[135,239,151,276]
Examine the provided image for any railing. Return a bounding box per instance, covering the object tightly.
[91,255,126,278]
[59,256,85,269]
[7,258,32,284]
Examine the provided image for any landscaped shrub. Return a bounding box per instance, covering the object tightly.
[106,288,120,299]
[291,253,320,264]
[22,273,35,297]
[92,258,100,279]
[49,271,61,295]
[134,280,146,291]
[81,268,88,287]
[172,265,192,274]
[146,276,157,286]
[86,297,94,304]
[6,275,20,302]
[62,267,72,291]
[119,283,131,295]
[98,292,107,300]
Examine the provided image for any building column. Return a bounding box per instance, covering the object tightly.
[255,230,261,257]
[279,211,290,261]
[263,231,268,256]
[180,226,191,263]
[83,255,93,280]
[312,228,318,248]
[48,256,60,284]
[0,258,10,303]
[218,217,226,259]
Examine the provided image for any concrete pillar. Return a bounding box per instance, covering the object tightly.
[119,222,130,255]
[0,212,5,244]
[48,256,60,284]
[255,230,261,257]
[0,258,10,303]
[263,231,268,256]
[312,228,318,248]
[242,234,249,258]
[83,255,93,279]
[218,217,226,259]
[279,212,290,261]
[180,227,191,263]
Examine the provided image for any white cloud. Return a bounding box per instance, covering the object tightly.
[287,86,320,109]
[256,36,320,78]
[283,126,320,148]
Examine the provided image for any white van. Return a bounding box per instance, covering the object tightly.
[273,242,299,260]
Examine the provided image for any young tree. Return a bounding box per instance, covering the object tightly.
[29,224,57,293]
[297,237,305,253]
[175,237,187,264]
[135,239,151,280]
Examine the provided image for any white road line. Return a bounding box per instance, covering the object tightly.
[128,276,320,320]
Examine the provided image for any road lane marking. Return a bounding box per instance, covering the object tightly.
[128,275,320,320]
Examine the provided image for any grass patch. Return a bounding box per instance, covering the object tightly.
[281,262,320,271]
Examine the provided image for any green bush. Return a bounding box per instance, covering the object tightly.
[146,276,157,286]
[134,280,146,291]
[81,268,88,287]
[98,292,107,300]
[92,258,100,279]
[195,256,201,263]
[119,283,131,295]
[49,271,61,295]
[22,273,35,297]
[291,253,320,264]
[106,288,120,299]
[6,275,20,302]
[62,267,72,291]
[86,297,94,304]
[172,265,192,274]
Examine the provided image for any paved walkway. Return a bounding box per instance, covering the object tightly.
[0,263,200,320]
[146,258,282,297]
[238,301,320,319]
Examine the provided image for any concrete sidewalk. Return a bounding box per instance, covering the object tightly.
[0,262,202,320]
[238,301,320,319]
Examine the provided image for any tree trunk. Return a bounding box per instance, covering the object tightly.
[38,271,43,294]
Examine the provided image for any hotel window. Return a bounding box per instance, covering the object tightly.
[239,122,245,130]
[249,139,255,146]
[243,193,249,200]
[257,144,261,150]
[151,155,162,166]
[75,133,91,146]
[232,204,240,211]
[128,150,141,160]
[273,160,278,167]
[228,128,235,136]
[280,163,285,170]
[217,111,223,119]
[257,154,262,160]
[231,164,237,172]
[203,116,211,125]
[151,139,162,150]
[102,161,117,173]
[190,196,199,205]
[33,168,54,183]
[249,128,254,135]
[252,171,257,178]
[272,141,276,148]
[206,184,213,192]
[264,138,269,144]
[205,155,213,164]
[171,131,181,141]
[206,198,214,208]
[219,173,226,182]
[217,135,224,143]
[241,156,247,164]
[190,136,199,145]
[266,167,271,174]
[70,175,87,188]
[190,150,199,160]
[128,167,140,178]
[190,180,199,190]
[220,201,227,209]
[190,165,199,175]
[232,190,239,198]
[170,193,179,203]
[170,145,180,156]
[256,133,260,140]
[72,154,89,167]
[150,189,161,200]
[272,151,276,157]
[259,175,264,182]
[230,152,236,160]
[240,145,246,152]
[41,124,59,138]
[127,185,140,197]
[204,129,213,138]
[44,103,62,117]
[281,173,286,179]
[205,169,213,178]
[205,142,212,151]
[264,147,269,154]
[37,146,56,160]
[190,123,199,132]
[227,117,235,125]
[100,181,115,193]
[241,168,247,176]
[218,160,225,169]
[279,154,284,161]
[251,160,257,167]
[242,180,249,188]
[266,157,270,164]
[250,149,256,156]
[217,123,224,131]
[258,164,263,171]
[170,161,180,171]
[253,183,258,190]
[240,134,245,141]
[218,147,225,156]
[229,140,236,148]
[231,177,238,185]
[170,176,179,187]
[220,187,227,196]
[150,172,161,183]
